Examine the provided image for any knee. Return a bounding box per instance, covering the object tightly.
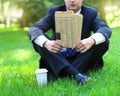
[95,40,109,53]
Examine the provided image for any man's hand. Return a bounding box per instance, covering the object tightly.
[73,37,95,53]
[43,40,65,53]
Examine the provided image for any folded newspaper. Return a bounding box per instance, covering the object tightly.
[55,11,83,48]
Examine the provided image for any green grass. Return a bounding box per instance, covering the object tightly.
[0,27,120,96]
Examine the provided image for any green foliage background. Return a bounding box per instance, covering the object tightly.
[0,0,119,27]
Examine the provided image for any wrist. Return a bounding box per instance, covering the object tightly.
[89,37,96,45]
[90,33,106,45]
[43,40,48,48]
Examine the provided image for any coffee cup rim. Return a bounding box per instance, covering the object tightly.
[35,68,48,73]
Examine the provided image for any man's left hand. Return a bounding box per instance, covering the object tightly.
[73,37,95,53]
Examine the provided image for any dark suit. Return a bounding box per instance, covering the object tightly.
[28,5,112,78]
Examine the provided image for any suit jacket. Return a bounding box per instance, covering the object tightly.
[28,4,111,42]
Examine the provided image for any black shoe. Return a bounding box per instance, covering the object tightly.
[75,73,89,85]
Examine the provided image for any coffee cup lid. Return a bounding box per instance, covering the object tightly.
[35,69,48,73]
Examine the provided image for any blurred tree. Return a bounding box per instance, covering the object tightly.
[1,0,118,28]
[48,0,64,5]
[84,0,118,22]
[12,0,47,28]
[13,0,64,27]
[0,0,7,27]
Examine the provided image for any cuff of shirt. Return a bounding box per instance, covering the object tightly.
[91,33,106,45]
[34,35,48,47]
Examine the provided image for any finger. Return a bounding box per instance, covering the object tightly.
[80,47,88,53]
[75,44,84,50]
[80,49,87,53]
[79,47,85,52]
[51,50,59,53]
[55,41,64,48]
[50,48,59,53]
[51,45,63,53]
[53,44,63,50]
[53,47,61,51]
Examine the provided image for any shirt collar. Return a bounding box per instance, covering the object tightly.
[75,9,81,14]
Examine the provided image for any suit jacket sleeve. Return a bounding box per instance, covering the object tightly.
[89,9,112,40]
[27,7,54,41]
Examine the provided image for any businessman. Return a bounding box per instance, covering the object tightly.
[28,0,112,85]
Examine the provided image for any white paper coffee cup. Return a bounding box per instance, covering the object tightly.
[35,68,48,87]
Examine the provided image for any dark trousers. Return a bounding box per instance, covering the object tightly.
[32,41,109,78]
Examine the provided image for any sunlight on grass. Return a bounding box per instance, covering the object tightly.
[12,49,32,61]
[0,24,6,28]
[23,27,29,31]
[109,22,120,28]
[0,59,4,65]
[12,27,21,31]
[0,48,37,67]
[0,72,2,84]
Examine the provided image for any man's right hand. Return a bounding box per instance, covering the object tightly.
[43,40,65,53]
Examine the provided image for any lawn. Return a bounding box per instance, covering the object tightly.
[0,27,120,96]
